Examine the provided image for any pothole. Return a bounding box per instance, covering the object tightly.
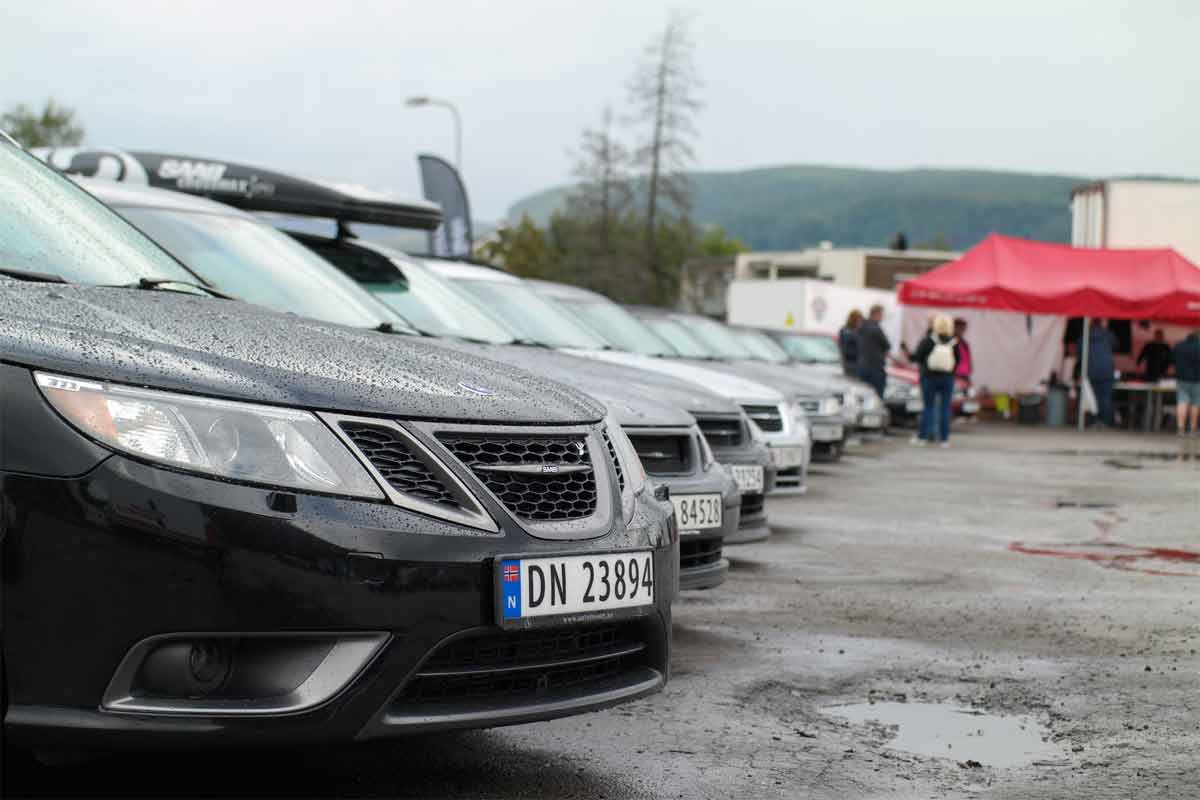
[822,701,1063,768]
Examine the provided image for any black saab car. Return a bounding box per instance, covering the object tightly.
[0,140,675,758]
[65,173,738,592]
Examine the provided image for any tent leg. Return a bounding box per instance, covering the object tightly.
[1078,318,1091,431]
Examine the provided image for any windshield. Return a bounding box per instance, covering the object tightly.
[640,317,713,358]
[450,277,609,349]
[676,314,755,360]
[777,334,842,363]
[543,294,676,357]
[367,261,514,344]
[735,329,791,364]
[0,146,196,285]
[118,207,407,330]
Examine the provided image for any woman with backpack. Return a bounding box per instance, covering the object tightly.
[910,314,959,447]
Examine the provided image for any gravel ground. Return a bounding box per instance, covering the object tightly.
[9,424,1199,798]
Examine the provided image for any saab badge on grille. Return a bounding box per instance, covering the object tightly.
[476,463,592,475]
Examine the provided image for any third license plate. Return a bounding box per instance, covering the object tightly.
[731,465,764,493]
[671,493,723,531]
[811,423,844,441]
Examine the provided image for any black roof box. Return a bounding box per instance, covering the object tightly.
[37,148,442,231]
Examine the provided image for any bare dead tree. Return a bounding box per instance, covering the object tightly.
[627,10,702,302]
[567,107,633,267]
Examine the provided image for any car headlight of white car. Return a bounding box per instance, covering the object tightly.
[818,396,841,416]
[36,371,383,499]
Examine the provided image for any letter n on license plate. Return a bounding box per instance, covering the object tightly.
[496,552,654,627]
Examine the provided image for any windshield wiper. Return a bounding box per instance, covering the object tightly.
[112,277,238,300]
[0,267,69,284]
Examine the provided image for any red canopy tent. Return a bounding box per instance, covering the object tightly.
[898,234,1200,429]
[898,233,1200,322]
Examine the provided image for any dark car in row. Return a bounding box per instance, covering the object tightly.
[1,139,678,761]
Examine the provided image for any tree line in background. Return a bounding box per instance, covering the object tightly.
[478,12,744,306]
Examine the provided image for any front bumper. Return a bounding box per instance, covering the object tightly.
[1,456,676,749]
[651,471,738,592]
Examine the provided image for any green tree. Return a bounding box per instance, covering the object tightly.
[1,99,85,148]
[475,214,561,281]
[914,232,954,252]
[697,225,747,257]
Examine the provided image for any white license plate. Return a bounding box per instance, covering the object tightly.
[811,423,843,441]
[905,397,924,412]
[731,465,764,493]
[962,400,980,414]
[671,493,723,531]
[770,446,805,468]
[498,552,654,623]
[860,413,883,428]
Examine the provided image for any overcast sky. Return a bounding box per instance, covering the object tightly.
[3,1,1195,220]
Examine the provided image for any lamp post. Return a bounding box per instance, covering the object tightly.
[404,95,462,173]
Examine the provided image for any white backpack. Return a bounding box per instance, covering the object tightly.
[926,336,957,372]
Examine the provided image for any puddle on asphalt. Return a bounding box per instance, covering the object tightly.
[823,702,1061,767]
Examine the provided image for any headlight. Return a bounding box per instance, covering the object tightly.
[859,391,881,411]
[36,372,383,499]
[604,416,646,497]
[789,401,808,428]
[818,396,841,416]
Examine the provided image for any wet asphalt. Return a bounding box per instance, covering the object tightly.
[7,424,1199,798]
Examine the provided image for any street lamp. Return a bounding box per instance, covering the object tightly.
[404,95,462,173]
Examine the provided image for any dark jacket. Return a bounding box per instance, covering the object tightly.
[1175,333,1200,383]
[856,319,891,373]
[1080,326,1117,384]
[912,333,959,376]
[1136,341,1173,381]
[838,327,859,371]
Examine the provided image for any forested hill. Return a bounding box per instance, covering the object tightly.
[507,164,1094,251]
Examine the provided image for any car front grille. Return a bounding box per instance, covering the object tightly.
[741,404,783,433]
[680,536,724,570]
[397,624,647,705]
[627,433,691,476]
[339,422,458,507]
[740,492,765,518]
[437,433,598,522]
[695,415,744,448]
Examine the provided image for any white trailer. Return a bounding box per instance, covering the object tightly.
[725,278,902,353]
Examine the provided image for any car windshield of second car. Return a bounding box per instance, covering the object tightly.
[117,207,411,331]
[450,278,610,349]
[0,145,197,286]
[367,260,514,344]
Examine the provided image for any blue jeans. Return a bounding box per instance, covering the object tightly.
[857,367,886,400]
[917,374,933,440]
[926,372,955,442]
[1091,379,1114,426]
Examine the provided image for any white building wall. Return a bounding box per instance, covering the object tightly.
[1103,181,1200,264]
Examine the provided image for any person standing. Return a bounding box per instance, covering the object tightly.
[911,315,959,446]
[1080,319,1118,427]
[839,310,863,377]
[953,318,974,385]
[1136,329,1173,382]
[856,304,891,399]
[1173,328,1200,435]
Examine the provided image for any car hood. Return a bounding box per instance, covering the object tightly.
[560,349,784,406]
[430,341,704,427]
[676,359,834,400]
[0,283,603,424]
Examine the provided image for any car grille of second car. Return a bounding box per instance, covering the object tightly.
[627,433,691,476]
[680,536,723,570]
[437,433,598,522]
[695,415,745,448]
[395,623,648,705]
